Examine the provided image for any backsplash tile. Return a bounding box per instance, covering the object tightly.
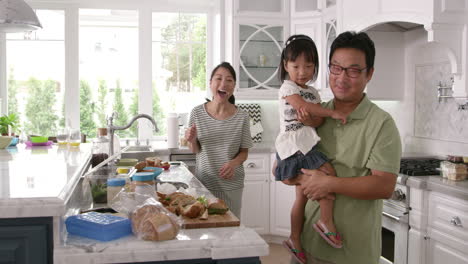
[414,62,468,143]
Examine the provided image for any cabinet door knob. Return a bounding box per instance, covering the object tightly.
[450,216,462,227]
[247,162,256,168]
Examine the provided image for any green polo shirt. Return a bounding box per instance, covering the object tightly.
[301,95,402,264]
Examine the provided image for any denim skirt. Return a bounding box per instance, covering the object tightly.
[275,147,328,181]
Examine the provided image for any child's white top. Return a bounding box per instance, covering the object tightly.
[275,80,322,160]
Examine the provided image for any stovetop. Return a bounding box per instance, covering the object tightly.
[399,158,442,176]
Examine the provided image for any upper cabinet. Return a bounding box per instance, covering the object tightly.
[235,0,288,17]
[237,21,285,95]
[226,0,289,99]
[290,0,337,100]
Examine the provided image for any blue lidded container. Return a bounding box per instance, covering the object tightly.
[107,178,126,187]
[132,172,155,182]
[65,212,132,241]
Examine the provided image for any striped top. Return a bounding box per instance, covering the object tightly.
[189,103,253,191]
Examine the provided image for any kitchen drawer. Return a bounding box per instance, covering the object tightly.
[244,153,270,175]
[428,192,468,243]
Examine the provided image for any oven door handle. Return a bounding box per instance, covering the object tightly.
[382,211,401,222]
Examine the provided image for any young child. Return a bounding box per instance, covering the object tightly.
[275,34,346,264]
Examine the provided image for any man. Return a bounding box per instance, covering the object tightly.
[296,31,402,264]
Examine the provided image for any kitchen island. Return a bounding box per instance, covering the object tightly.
[0,143,268,264]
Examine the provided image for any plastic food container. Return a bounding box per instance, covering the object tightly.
[30,136,48,143]
[441,161,467,181]
[107,178,126,204]
[65,212,132,241]
[117,158,138,167]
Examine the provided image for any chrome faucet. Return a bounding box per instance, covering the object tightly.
[107,112,159,156]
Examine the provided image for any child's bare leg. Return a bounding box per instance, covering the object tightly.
[317,162,342,246]
[290,185,308,261]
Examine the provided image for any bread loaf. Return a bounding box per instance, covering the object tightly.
[131,204,179,241]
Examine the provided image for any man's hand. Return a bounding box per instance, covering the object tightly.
[300,168,334,200]
[185,124,197,143]
[219,162,236,179]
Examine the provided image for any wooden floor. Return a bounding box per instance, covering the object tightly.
[260,243,292,264]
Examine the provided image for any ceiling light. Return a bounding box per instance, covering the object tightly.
[0,0,42,33]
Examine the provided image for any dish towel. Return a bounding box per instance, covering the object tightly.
[238,103,263,143]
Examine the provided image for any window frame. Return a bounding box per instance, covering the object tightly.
[0,0,218,141]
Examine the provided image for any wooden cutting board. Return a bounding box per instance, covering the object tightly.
[181,211,240,229]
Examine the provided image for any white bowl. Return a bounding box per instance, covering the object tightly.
[0,136,13,149]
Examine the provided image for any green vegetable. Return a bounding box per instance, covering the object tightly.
[165,197,171,201]
[91,183,107,203]
[197,195,208,207]
[208,208,229,215]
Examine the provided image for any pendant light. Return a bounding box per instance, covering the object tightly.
[0,0,42,32]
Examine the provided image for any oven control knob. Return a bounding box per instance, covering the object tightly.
[391,189,406,201]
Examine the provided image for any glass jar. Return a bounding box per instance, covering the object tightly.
[133,172,156,203]
[91,128,110,167]
[107,178,126,204]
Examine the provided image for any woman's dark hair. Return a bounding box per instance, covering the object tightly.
[278,34,319,83]
[329,31,375,70]
[208,61,236,104]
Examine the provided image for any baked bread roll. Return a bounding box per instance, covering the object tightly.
[207,198,229,215]
[146,157,162,167]
[180,201,205,218]
[131,204,179,241]
[134,161,147,172]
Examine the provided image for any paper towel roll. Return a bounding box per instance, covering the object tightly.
[167,113,179,148]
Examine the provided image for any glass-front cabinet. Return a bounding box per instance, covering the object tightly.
[235,19,287,99]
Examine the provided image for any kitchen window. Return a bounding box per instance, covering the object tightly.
[1,1,215,141]
[5,9,65,137]
[152,12,207,135]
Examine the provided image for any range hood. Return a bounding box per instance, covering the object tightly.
[340,0,468,100]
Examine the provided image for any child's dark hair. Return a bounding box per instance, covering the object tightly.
[207,62,236,104]
[329,31,375,70]
[278,34,319,83]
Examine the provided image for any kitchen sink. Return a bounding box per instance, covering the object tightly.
[125,145,153,152]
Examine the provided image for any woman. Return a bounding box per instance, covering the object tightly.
[185,62,253,218]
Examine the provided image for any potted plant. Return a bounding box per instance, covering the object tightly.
[0,113,20,136]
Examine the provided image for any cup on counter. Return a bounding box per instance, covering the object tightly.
[69,129,81,147]
[57,128,69,145]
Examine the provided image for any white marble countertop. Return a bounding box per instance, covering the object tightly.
[407,175,468,200]
[55,160,269,263]
[0,143,92,218]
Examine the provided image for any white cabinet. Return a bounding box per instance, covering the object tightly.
[290,4,336,100]
[226,0,289,99]
[233,18,288,99]
[425,192,468,264]
[409,188,468,264]
[235,0,288,17]
[269,153,295,237]
[241,153,270,234]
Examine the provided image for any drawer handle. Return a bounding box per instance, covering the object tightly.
[247,162,256,168]
[450,216,462,227]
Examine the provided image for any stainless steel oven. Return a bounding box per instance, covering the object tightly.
[380,182,410,264]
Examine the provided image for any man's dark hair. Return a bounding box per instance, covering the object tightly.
[329,31,375,70]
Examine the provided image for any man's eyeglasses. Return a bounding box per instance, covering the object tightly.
[328,64,367,78]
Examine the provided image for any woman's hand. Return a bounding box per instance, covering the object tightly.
[185,124,197,143]
[219,161,236,179]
